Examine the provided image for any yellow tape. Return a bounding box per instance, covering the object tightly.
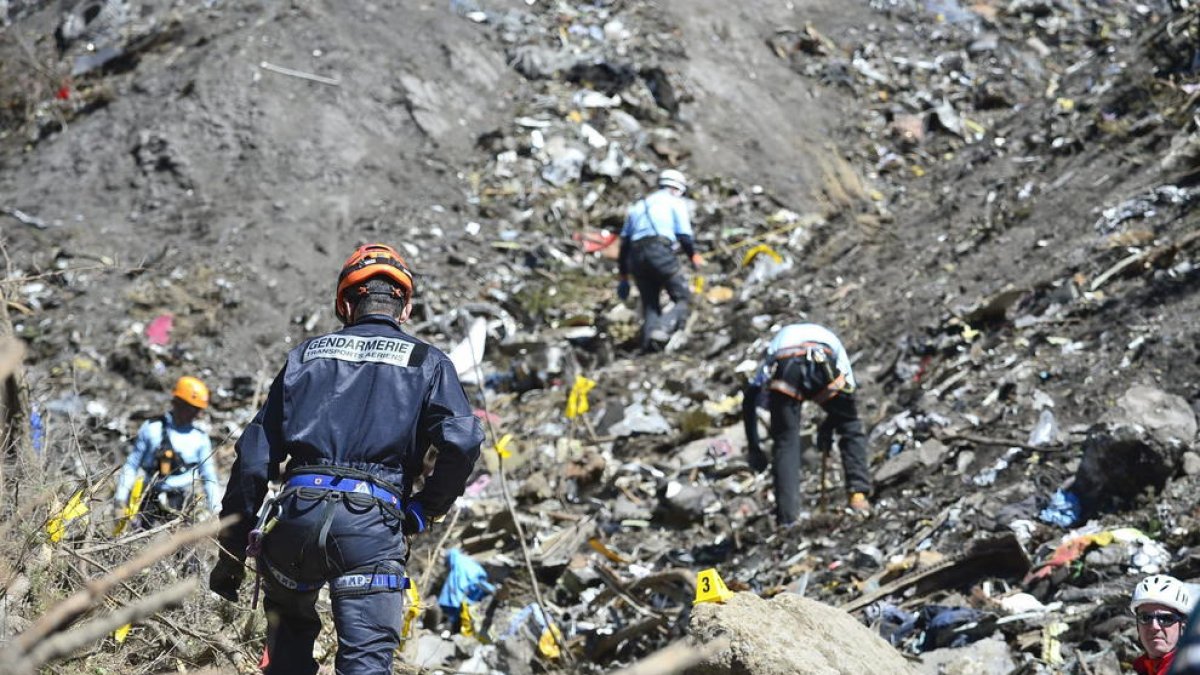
[47,489,90,543]
[494,433,513,459]
[400,583,421,640]
[113,475,145,537]
[538,624,564,659]
[741,244,782,267]
[565,375,596,419]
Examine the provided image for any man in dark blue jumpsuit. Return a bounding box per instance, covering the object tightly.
[209,243,484,674]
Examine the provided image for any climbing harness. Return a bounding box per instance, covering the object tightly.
[767,342,850,404]
[245,468,413,608]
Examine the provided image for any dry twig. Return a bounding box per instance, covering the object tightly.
[259,61,341,86]
[18,579,199,673]
[934,429,1066,453]
[11,515,229,655]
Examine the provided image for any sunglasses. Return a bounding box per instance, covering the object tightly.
[1137,612,1184,627]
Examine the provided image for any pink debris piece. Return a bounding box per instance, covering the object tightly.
[145,314,174,346]
[464,474,492,497]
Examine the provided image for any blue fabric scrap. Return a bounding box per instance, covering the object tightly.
[1038,488,1081,528]
[437,548,495,612]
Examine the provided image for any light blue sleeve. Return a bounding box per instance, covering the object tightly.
[197,439,219,509]
[672,198,693,238]
[114,422,155,504]
[620,208,634,239]
[767,329,787,357]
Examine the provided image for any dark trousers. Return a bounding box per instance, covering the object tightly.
[136,486,190,529]
[629,240,691,351]
[768,368,871,525]
[258,492,408,675]
[261,571,405,675]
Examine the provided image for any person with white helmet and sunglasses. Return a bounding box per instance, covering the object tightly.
[1129,574,1195,674]
[616,168,703,352]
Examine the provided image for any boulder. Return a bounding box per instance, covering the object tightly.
[1105,385,1197,446]
[1072,423,1180,518]
[916,635,1015,674]
[875,439,949,485]
[1183,451,1200,476]
[686,592,920,674]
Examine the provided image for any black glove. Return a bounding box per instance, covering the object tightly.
[747,445,769,472]
[209,553,246,602]
[616,279,631,300]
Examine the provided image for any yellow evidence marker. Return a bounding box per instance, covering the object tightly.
[694,568,736,605]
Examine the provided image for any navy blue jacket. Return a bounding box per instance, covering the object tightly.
[220,314,484,551]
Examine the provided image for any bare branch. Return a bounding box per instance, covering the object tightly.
[18,579,199,672]
[11,515,232,654]
[74,517,184,555]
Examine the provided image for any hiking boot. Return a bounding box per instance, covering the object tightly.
[848,492,871,515]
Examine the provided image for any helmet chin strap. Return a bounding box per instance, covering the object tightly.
[349,285,410,323]
[355,285,406,301]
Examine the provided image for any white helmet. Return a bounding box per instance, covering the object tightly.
[657,169,688,193]
[1131,574,1195,616]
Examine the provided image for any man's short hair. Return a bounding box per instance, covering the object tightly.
[352,278,407,318]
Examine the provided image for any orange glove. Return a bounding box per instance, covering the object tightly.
[690,253,704,269]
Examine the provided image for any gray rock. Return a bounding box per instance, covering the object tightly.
[1084,542,1129,568]
[540,137,587,187]
[1183,451,1200,476]
[1082,649,1124,675]
[607,401,672,437]
[686,592,920,674]
[613,494,654,521]
[674,428,745,468]
[875,439,949,485]
[657,480,718,525]
[414,634,457,669]
[916,635,1015,674]
[589,142,633,179]
[1072,423,1179,518]
[1106,385,1196,446]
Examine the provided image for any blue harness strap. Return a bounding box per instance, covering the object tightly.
[331,573,409,593]
[256,473,411,599]
[285,473,402,507]
[260,555,410,595]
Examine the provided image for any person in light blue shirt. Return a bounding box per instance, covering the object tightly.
[742,323,871,525]
[617,169,703,351]
[756,324,857,390]
[114,375,218,524]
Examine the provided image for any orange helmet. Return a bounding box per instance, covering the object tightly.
[173,376,209,409]
[335,243,415,323]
